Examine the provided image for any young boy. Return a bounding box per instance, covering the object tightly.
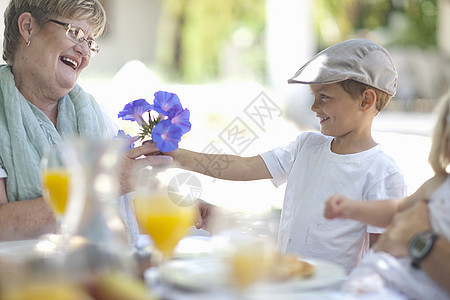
[165,39,407,273]
[324,91,450,298]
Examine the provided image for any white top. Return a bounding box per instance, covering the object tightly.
[260,132,407,273]
[346,176,450,299]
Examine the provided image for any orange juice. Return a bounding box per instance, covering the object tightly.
[231,241,275,289]
[134,195,196,257]
[42,169,70,216]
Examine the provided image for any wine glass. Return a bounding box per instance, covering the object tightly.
[40,144,71,249]
[133,166,197,296]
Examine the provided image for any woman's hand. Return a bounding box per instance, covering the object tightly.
[324,194,354,220]
[373,200,431,257]
[119,143,173,194]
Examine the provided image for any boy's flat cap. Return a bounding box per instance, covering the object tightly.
[288,39,398,96]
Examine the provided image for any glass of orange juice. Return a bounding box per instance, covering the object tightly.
[133,166,197,295]
[40,144,71,247]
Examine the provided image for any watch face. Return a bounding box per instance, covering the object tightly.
[410,231,436,258]
[411,238,428,256]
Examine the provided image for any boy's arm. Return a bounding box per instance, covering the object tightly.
[166,148,272,181]
[324,194,404,228]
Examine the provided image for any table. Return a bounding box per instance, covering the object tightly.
[0,236,408,300]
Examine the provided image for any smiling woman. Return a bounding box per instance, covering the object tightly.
[0,0,172,241]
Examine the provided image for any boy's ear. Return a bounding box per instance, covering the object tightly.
[17,12,34,44]
[360,89,377,112]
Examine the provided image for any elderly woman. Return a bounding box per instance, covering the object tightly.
[0,0,171,241]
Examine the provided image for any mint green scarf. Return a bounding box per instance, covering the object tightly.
[0,65,107,202]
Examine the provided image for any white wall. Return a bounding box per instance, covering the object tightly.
[81,0,162,78]
[266,0,317,129]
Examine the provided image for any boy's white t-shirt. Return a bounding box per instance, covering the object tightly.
[260,131,407,273]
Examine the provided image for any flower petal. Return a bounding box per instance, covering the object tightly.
[153,91,183,119]
[151,119,182,152]
[171,108,192,135]
[115,130,137,150]
[118,99,152,126]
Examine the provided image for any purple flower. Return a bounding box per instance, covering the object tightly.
[118,98,152,126]
[151,119,182,152]
[115,130,138,150]
[153,91,184,119]
[171,108,191,135]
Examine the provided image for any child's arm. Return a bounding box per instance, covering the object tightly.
[165,148,272,181]
[324,194,404,228]
[324,175,445,227]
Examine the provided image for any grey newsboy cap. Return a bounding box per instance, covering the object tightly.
[288,39,398,96]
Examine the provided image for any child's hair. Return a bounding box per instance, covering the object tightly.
[429,90,450,174]
[338,79,392,112]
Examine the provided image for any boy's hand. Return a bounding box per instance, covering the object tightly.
[324,194,353,219]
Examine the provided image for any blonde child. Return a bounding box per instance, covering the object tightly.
[166,39,407,273]
[325,91,450,299]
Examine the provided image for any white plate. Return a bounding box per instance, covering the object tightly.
[146,256,346,293]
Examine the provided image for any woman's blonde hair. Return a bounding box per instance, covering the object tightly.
[3,0,106,64]
[429,90,450,175]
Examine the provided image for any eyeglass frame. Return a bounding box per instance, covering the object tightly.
[48,19,100,57]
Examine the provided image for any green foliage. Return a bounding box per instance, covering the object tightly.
[155,0,437,82]
[156,0,266,83]
[390,0,438,48]
[313,0,437,49]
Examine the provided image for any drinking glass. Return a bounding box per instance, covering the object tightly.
[213,210,278,297]
[133,166,197,296]
[40,144,71,248]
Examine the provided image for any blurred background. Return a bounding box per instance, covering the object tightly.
[0,0,447,212]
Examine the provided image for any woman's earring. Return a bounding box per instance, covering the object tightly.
[26,40,30,47]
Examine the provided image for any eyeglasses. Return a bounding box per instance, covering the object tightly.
[48,19,100,57]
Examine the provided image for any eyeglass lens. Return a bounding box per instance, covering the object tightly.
[66,25,100,56]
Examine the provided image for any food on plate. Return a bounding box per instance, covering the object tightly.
[270,253,315,280]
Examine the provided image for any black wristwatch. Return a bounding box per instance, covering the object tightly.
[409,230,438,269]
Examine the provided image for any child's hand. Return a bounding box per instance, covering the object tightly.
[324,194,353,220]
[195,199,222,233]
